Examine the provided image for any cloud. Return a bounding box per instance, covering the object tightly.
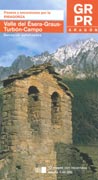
[9,34,62,54]
[0,50,18,67]
[11,36,42,51]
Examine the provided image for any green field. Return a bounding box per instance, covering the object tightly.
[77,145,98,178]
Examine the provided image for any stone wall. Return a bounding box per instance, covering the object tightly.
[0,70,72,180]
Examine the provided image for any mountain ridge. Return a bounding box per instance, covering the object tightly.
[0,38,98,80]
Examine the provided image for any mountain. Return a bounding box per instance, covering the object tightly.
[0,38,98,80]
[52,38,98,78]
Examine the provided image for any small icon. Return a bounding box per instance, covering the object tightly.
[35,167,41,173]
[41,167,47,173]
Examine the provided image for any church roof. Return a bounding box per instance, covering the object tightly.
[3,63,73,98]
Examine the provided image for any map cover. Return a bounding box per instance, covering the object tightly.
[0,0,98,180]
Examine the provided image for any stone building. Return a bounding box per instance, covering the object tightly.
[0,63,73,179]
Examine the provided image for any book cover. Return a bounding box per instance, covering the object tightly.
[0,0,98,180]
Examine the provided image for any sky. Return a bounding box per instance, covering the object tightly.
[0,0,98,67]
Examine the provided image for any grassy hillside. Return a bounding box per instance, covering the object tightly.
[63,78,98,145]
[77,145,98,178]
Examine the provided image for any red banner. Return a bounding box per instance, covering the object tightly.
[0,20,64,33]
[67,0,98,33]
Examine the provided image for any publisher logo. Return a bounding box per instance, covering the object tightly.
[67,0,98,33]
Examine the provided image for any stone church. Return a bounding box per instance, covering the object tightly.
[0,63,97,180]
[0,63,72,179]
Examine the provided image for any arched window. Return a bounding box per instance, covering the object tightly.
[28,86,41,135]
[51,92,61,124]
[28,86,39,101]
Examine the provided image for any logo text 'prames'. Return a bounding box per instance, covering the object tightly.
[67,0,98,33]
